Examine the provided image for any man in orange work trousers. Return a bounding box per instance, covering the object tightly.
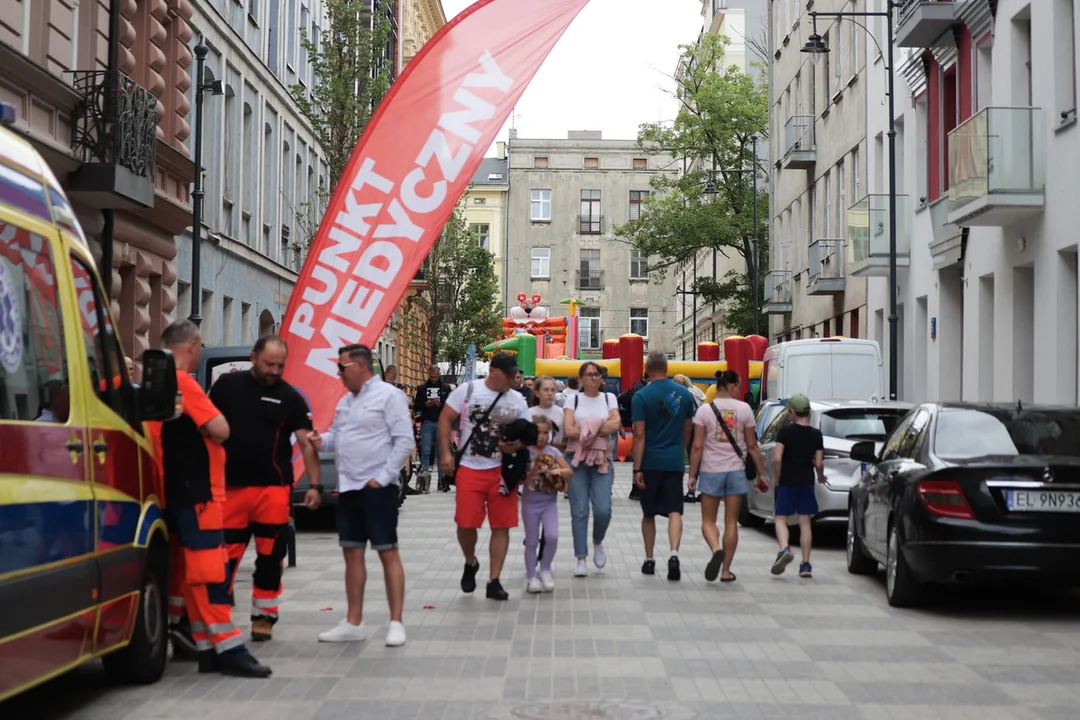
[153,320,272,678]
[209,335,321,641]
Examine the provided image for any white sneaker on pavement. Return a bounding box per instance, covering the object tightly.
[318,620,366,642]
[527,576,544,594]
[539,570,555,592]
[574,560,588,577]
[593,543,607,569]
[385,621,407,647]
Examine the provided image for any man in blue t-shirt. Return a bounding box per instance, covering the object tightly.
[631,350,695,581]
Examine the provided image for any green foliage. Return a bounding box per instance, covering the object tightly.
[614,33,770,336]
[425,200,503,370]
[289,0,393,188]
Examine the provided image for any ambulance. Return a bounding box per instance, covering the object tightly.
[0,104,180,700]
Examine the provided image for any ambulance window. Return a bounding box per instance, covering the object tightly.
[70,255,136,429]
[0,223,68,422]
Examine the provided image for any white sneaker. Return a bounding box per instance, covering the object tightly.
[539,570,555,592]
[318,619,366,643]
[385,621,407,647]
[574,560,588,577]
[527,577,544,594]
[593,543,607,569]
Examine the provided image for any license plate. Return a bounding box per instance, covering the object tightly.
[1005,490,1080,512]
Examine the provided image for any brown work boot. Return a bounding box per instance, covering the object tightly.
[250,618,273,642]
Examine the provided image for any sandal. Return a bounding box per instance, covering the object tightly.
[720,573,737,583]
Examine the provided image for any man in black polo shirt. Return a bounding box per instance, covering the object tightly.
[209,336,321,642]
[413,364,451,492]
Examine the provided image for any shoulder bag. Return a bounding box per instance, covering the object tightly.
[710,401,757,481]
[448,381,504,485]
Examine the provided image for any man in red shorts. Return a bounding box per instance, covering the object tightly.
[439,352,532,600]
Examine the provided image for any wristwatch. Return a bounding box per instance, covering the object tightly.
[633,468,642,474]
[308,484,324,493]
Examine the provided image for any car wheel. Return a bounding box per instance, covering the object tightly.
[738,497,765,528]
[846,504,877,575]
[102,540,168,684]
[885,522,923,608]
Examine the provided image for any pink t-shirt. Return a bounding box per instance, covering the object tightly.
[693,398,755,474]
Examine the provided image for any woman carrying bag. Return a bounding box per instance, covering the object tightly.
[688,370,767,583]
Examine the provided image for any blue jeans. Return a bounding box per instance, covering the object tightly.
[567,453,613,558]
[419,421,441,479]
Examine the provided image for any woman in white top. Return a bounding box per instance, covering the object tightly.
[563,361,622,577]
[529,376,566,451]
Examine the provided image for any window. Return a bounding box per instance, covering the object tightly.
[852,145,860,200]
[299,5,309,80]
[823,171,831,237]
[579,307,601,349]
[630,308,649,337]
[533,156,549,168]
[470,223,490,250]
[286,0,297,69]
[530,189,551,221]
[531,248,550,278]
[70,256,135,427]
[579,248,602,289]
[807,184,815,244]
[579,189,601,234]
[0,224,68,422]
[834,25,844,94]
[629,190,650,220]
[1054,0,1077,122]
[584,157,599,169]
[633,158,648,170]
[629,249,649,279]
[837,161,846,239]
[474,197,487,205]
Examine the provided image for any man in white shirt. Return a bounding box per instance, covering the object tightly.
[439,352,531,600]
[310,344,414,646]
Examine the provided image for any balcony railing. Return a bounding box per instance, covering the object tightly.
[846,194,911,278]
[763,269,793,314]
[807,238,846,295]
[947,106,1045,226]
[578,214,605,235]
[895,1,959,48]
[783,115,816,169]
[69,69,158,208]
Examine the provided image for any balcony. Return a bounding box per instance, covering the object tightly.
[846,194,912,277]
[947,106,1045,227]
[68,70,158,209]
[763,269,793,314]
[782,115,816,170]
[577,214,605,235]
[895,1,958,48]
[928,197,964,270]
[807,239,846,295]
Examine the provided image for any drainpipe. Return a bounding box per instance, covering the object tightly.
[101,0,121,296]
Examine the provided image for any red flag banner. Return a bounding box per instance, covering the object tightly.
[280,0,591,436]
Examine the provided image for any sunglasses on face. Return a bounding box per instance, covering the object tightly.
[338,362,356,373]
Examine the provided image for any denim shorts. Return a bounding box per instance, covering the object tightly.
[337,486,399,550]
[698,471,749,498]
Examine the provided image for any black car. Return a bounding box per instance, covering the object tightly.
[846,402,1080,607]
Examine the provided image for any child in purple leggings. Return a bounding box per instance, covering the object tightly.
[523,417,571,594]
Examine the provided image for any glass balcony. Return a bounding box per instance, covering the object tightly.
[807,238,846,295]
[782,115,816,170]
[763,269,793,314]
[947,106,1045,227]
[846,194,911,278]
[895,1,959,49]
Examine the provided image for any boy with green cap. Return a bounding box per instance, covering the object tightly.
[771,394,825,578]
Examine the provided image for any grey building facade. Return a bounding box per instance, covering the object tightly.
[505,131,679,357]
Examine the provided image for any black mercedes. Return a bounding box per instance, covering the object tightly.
[846,402,1080,607]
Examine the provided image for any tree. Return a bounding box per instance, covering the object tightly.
[614,33,770,336]
[287,0,394,257]
[420,200,503,371]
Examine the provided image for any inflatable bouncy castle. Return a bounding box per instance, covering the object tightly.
[491,293,572,361]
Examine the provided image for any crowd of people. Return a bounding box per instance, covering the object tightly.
[154,322,827,680]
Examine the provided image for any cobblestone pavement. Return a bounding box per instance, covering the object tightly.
[7,466,1080,720]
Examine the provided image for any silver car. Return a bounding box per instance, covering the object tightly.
[740,400,914,528]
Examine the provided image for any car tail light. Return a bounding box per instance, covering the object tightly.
[917,480,975,519]
[819,338,842,342]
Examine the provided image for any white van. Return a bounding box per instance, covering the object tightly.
[761,338,884,402]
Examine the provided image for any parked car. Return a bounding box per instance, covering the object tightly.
[755,398,788,439]
[741,400,913,528]
[760,337,885,404]
[846,402,1080,607]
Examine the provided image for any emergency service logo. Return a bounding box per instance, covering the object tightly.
[0,258,23,373]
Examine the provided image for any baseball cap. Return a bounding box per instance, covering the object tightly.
[787,394,811,414]
[489,352,521,376]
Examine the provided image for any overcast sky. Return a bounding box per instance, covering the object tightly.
[441,0,704,149]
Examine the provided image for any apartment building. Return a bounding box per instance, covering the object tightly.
[465,153,510,310]
[863,0,1079,404]
[505,131,679,357]
[0,1,194,360]
[676,0,769,357]
[402,0,447,68]
[766,0,872,344]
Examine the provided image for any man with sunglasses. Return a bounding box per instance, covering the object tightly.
[309,344,414,647]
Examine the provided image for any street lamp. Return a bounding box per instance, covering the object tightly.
[189,36,224,328]
[800,2,899,402]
